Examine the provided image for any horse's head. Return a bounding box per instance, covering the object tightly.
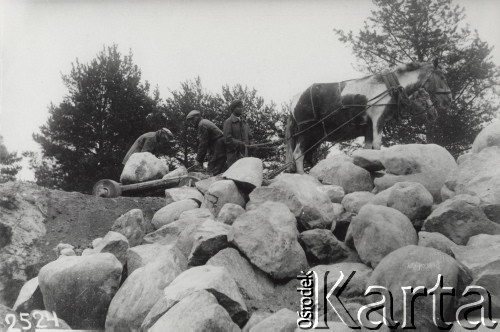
[419,60,453,112]
[408,87,438,122]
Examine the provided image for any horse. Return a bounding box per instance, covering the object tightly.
[285,60,452,173]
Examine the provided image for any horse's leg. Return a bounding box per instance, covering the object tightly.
[293,136,305,174]
[364,122,373,149]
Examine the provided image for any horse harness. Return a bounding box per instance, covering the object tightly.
[381,72,413,120]
[303,65,452,140]
[306,75,408,138]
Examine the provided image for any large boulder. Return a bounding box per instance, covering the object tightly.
[312,262,373,300]
[207,248,274,301]
[127,243,186,274]
[298,229,349,264]
[202,180,246,217]
[369,245,459,331]
[228,201,307,279]
[319,303,391,332]
[111,208,146,247]
[483,204,500,224]
[451,243,500,312]
[378,182,434,222]
[120,152,168,184]
[195,176,223,194]
[152,199,199,229]
[188,220,231,266]
[217,203,246,225]
[38,253,122,329]
[243,311,272,332]
[422,195,500,245]
[249,308,296,332]
[451,321,500,332]
[179,207,214,219]
[310,158,374,193]
[418,231,456,257]
[341,191,375,214]
[320,184,345,203]
[471,121,500,153]
[443,146,500,206]
[223,157,263,192]
[91,231,129,265]
[175,218,212,258]
[352,149,384,171]
[247,186,303,219]
[164,187,204,205]
[148,290,240,332]
[350,205,417,267]
[142,265,248,329]
[467,234,500,247]
[105,245,186,332]
[12,277,44,313]
[142,216,207,245]
[269,174,335,229]
[374,144,457,201]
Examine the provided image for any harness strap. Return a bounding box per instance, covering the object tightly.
[382,72,410,120]
[309,85,317,119]
[309,84,329,138]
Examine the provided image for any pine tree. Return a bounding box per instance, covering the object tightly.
[0,137,22,183]
[33,45,163,192]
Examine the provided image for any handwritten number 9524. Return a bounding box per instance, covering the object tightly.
[5,311,60,330]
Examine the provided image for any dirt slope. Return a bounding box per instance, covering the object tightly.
[0,181,165,306]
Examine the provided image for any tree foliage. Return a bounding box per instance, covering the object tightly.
[335,0,500,156]
[161,78,287,171]
[0,137,22,183]
[32,45,163,192]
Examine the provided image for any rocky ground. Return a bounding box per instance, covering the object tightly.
[1,122,500,331]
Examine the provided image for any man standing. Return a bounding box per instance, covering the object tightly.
[122,128,174,165]
[186,110,226,175]
[223,99,249,167]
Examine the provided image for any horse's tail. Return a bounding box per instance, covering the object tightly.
[285,112,297,173]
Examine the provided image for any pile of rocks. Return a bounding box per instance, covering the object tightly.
[6,122,500,331]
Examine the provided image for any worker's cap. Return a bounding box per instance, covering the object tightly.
[186,110,201,120]
[229,99,243,112]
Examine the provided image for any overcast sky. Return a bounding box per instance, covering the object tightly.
[1,0,499,179]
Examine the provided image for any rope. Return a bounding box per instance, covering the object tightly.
[246,140,284,148]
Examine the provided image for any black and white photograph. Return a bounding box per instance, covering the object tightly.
[1,0,500,330]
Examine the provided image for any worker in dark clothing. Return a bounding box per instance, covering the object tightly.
[186,110,226,175]
[223,99,250,167]
[122,128,174,165]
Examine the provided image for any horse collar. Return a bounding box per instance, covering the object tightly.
[382,72,411,119]
[382,72,402,95]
